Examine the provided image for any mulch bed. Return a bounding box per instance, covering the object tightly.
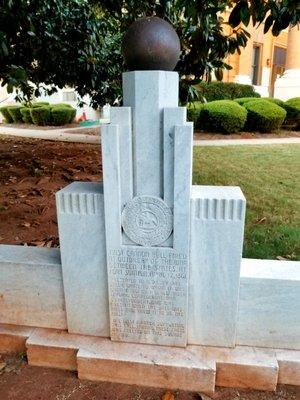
[0,136,101,247]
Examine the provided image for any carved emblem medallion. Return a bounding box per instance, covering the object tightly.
[121,196,173,246]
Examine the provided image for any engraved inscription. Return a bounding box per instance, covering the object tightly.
[108,247,188,345]
[121,196,173,246]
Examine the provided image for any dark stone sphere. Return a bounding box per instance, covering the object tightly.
[122,17,181,71]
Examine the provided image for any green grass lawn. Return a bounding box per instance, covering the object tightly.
[193,144,300,260]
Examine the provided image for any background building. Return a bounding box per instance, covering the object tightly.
[223,21,300,100]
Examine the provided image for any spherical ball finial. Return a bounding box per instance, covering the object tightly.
[122,17,181,71]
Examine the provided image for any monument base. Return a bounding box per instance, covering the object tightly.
[1,323,299,393]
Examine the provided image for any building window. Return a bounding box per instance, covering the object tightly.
[251,45,261,85]
[62,90,76,102]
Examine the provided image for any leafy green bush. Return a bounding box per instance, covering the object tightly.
[31,101,50,108]
[244,99,286,132]
[20,107,33,123]
[261,97,284,107]
[68,107,76,123]
[7,105,23,123]
[51,103,73,108]
[187,101,203,128]
[30,106,51,125]
[285,98,300,129]
[51,106,72,126]
[0,106,13,123]
[234,97,261,106]
[261,98,300,127]
[196,82,260,102]
[198,100,247,134]
[286,97,300,107]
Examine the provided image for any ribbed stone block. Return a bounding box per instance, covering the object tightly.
[56,182,109,337]
[188,186,246,347]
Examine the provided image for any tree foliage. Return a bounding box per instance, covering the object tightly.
[0,0,299,106]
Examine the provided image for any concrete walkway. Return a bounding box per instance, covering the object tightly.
[0,125,299,146]
[0,125,100,144]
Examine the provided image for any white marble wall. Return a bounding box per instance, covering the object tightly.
[56,182,109,337]
[0,245,66,329]
[188,186,246,347]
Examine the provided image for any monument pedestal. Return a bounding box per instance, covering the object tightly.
[2,323,299,391]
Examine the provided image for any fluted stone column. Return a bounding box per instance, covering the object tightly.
[274,25,300,100]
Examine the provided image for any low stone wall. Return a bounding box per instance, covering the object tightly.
[0,244,299,350]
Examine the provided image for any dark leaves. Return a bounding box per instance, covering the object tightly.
[264,15,273,34]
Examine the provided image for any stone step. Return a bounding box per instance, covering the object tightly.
[0,323,35,354]
[1,324,300,391]
[201,346,279,391]
[276,349,300,385]
[77,342,215,393]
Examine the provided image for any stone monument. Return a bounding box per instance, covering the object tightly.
[56,16,246,349]
[1,16,300,394]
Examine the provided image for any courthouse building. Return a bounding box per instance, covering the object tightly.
[223,23,300,100]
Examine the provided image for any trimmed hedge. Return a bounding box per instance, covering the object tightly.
[286,98,300,129]
[51,106,73,126]
[31,101,50,108]
[68,107,76,123]
[286,97,300,107]
[20,107,33,123]
[262,98,300,127]
[7,106,23,123]
[187,101,203,128]
[261,97,285,108]
[1,102,76,126]
[244,99,286,132]
[0,106,13,123]
[234,97,262,106]
[196,81,260,102]
[30,106,51,126]
[51,103,73,108]
[198,100,247,134]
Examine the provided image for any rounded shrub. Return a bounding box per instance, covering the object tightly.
[20,107,33,123]
[196,81,260,102]
[7,105,23,123]
[198,100,247,134]
[30,106,51,126]
[32,101,50,108]
[286,97,300,107]
[187,101,203,128]
[244,99,286,132]
[68,107,76,123]
[234,97,262,106]
[262,98,300,127]
[51,103,73,109]
[50,106,73,126]
[0,106,14,123]
[285,98,300,128]
[262,97,285,107]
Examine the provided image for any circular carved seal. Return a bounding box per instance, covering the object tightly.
[121,196,173,247]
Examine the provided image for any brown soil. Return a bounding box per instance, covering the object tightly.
[0,355,299,400]
[194,130,300,140]
[0,136,101,246]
